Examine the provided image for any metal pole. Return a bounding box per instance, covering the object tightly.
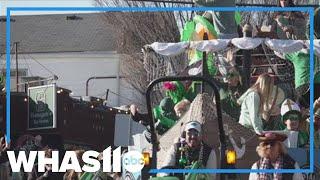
[15,42,19,92]
[201,32,209,93]
[242,24,253,89]
[85,76,124,96]
[105,89,109,101]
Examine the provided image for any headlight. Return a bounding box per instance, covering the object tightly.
[142,151,150,166]
[226,150,236,165]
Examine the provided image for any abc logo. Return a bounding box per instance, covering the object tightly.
[122,151,145,172]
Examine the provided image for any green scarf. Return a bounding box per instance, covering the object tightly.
[185,161,211,180]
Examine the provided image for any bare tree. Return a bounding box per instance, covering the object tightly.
[95,0,192,107]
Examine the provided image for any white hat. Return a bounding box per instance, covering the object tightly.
[185,121,202,133]
[280,99,301,116]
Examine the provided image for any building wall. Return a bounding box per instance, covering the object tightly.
[2,51,144,107]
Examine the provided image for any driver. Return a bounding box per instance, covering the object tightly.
[162,121,217,179]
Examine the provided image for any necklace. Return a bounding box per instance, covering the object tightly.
[184,143,204,166]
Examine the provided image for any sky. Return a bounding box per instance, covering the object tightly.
[1,0,96,16]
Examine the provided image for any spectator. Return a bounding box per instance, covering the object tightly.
[218,68,245,121]
[249,132,303,180]
[63,150,85,180]
[238,73,274,134]
[280,99,309,148]
[272,2,320,107]
[0,134,10,180]
[272,0,307,40]
[27,147,64,180]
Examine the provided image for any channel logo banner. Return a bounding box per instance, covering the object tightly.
[7,147,147,173]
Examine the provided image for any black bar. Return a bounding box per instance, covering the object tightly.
[242,25,252,89]
[146,76,227,174]
[85,76,124,96]
[105,89,109,101]
[201,32,209,94]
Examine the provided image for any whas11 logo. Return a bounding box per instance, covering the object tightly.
[122,150,145,173]
[7,146,147,173]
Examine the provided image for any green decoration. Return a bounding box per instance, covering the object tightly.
[193,15,218,38]
[185,161,210,180]
[166,81,187,104]
[181,21,196,41]
[235,11,241,25]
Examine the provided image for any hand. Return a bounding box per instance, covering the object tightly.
[283,26,293,33]
[0,137,10,152]
[130,104,138,116]
[240,137,246,145]
[45,165,52,171]
[255,25,261,33]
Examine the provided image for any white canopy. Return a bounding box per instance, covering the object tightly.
[146,38,320,58]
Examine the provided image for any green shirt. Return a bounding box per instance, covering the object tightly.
[285,52,320,89]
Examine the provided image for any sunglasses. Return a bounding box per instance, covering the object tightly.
[284,113,301,121]
[187,130,199,137]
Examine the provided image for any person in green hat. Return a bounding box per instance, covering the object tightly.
[280,99,309,148]
[217,68,245,121]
